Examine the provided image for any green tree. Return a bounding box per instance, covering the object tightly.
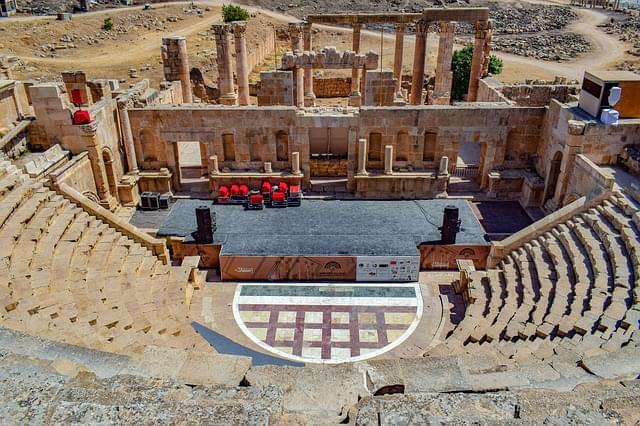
[450,45,503,101]
[222,4,250,23]
[102,17,114,31]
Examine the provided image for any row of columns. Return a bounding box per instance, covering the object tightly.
[571,0,622,8]
[208,151,302,175]
[356,138,449,176]
[212,22,250,106]
[288,22,316,107]
[283,16,493,108]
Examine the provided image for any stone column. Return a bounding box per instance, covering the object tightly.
[289,22,305,108]
[303,22,315,107]
[161,37,192,103]
[480,20,494,79]
[393,23,405,93]
[432,22,456,105]
[357,138,368,175]
[291,151,301,175]
[439,156,449,175]
[410,20,429,105]
[384,145,394,175]
[80,121,117,210]
[116,97,138,173]
[467,20,492,102]
[209,155,219,175]
[232,22,250,106]
[349,23,363,106]
[213,24,237,105]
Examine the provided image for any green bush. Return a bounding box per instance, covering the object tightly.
[102,17,114,31]
[450,45,503,101]
[222,4,250,23]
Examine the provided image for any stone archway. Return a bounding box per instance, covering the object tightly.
[544,151,563,205]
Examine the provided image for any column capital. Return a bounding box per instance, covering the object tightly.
[288,22,305,36]
[439,21,456,33]
[352,22,363,31]
[231,21,247,37]
[415,20,430,35]
[79,121,98,135]
[211,23,232,35]
[303,21,312,32]
[475,19,492,32]
[116,94,134,109]
[394,22,406,33]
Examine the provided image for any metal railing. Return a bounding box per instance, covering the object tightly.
[450,164,480,178]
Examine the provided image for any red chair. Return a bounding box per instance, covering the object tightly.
[217,185,230,204]
[72,110,92,125]
[278,181,289,194]
[288,184,302,206]
[246,191,264,210]
[271,190,288,208]
[239,184,249,197]
[261,181,272,193]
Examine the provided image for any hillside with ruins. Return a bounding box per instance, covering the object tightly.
[1,0,640,423]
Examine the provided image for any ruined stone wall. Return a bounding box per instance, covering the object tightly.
[357,106,544,183]
[128,105,545,192]
[363,71,397,107]
[128,106,308,182]
[49,152,99,201]
[312,77,352,98]
[247,27,276,75]
[476,78,510,103]
[257,71,294,106]
[0,82,21,131]
[565,153,614,203]
[500,84,579,107]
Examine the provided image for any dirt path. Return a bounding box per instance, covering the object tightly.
[492,4,628,81]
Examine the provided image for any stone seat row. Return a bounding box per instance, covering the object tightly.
[437,192,640,362]
[0,165,206,354]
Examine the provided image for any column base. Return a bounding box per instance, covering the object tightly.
[304,93,316,107]
[219,93,238,105]
[99,195,119,212]
[431,95,451,106]
[348,93,362,107]
[356,171,369,177]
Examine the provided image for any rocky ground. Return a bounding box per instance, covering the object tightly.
[491,33,591,61]
[9,0,595,62]
[599,9,640,72]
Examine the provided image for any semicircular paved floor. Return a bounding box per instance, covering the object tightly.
[233,282,423,364]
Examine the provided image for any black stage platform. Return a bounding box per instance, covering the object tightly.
[157,199,488,257]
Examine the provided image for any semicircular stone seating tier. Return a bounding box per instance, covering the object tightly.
[431,191,640,362]
[0,159,207,354]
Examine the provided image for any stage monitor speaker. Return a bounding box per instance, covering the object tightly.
[441,205,461,245]
[195,206,215,244]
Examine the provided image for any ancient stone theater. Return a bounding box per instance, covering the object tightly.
[0,5,640,424]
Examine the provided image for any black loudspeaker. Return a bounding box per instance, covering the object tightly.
[140,192,160,210]
[441,205,461,245]
[195,206,215,244]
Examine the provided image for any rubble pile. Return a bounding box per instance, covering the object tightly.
[599,9,640,72]
[491,33,591,61]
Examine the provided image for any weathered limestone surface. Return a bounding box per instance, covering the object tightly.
[161,37,192,104]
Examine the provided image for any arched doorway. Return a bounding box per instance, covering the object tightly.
[544,151,563,204]
[102,149,119,203]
